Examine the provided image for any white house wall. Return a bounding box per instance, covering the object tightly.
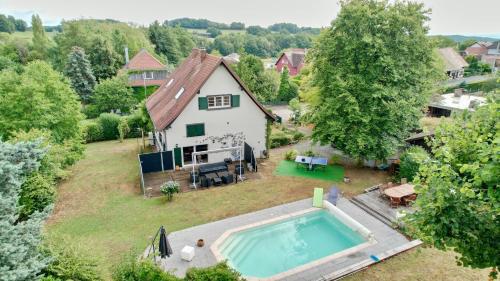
[164,65,267,165]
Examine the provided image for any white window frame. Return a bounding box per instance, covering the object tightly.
[207,95,231,109]
[143,71,154,80]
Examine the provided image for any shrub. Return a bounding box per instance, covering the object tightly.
[42,239,104,281]
[126,114,144,138]
[92,75,136,114]
[303,149,315,157]
[184,262,242,281]
[330,154,341,165]
[82,104,101,119]
[284,149,298,161]
[270,131,292,148]
[118,118,130,142]
[160,181,180,201]
[291,130,304,142]
[399,146,430,182]
[113,257,179,281]
[98,113,121,140]
[82,121,104,143]
[18,173,56,219]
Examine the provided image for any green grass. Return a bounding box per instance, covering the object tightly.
[274,160,344,181]
[2,31,57,43]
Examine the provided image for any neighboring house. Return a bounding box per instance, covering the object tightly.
[438,48,469,79]
[480,55,500,72]
[146,48,275,168]
[464,41,491,57]
[427,89,486,117]
[223,53,240,64]
[275,48,306,76]
[486,41,500,56]
[122,49,168,87]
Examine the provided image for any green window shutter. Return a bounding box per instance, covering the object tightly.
[231,95,240,107]
[186,124,205,137]
[198,97,208,110]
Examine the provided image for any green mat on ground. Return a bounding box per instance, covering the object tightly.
[274,160,344,181]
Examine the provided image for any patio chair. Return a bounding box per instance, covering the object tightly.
[200,176,211,188]
[402,194,417,206]
[379,184,389,197]
[389,197,401,208]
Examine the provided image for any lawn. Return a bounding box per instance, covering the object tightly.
[274,160,344,181]
[46,139,489,280]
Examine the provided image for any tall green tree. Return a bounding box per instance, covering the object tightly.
[31,14,49,59]
[277,67,298,102]
[235,54,278,102]
[0,14,15,33]
[148,21,181,65]
[0,139,51,281]
[0,61,83,142]
[64,46,96,102]
[88,36,120,81]
[310,0,440,160]
[91,75,136,114]
[408,100,499,278]
[14,19,27,31]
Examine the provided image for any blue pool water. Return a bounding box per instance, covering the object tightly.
[219,210,366,278]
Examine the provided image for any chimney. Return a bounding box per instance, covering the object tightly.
[200,48,207,60]
[454,88,463,97]
[124,47,129,64]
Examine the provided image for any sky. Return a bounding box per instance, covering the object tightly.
[1,0,499,37]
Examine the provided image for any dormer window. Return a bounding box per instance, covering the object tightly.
[143,71,154,79]
[166,78,174,87]
[207,95,231,109]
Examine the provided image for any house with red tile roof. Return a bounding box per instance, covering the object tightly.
[275,48,306,76]
[122,49,168,87]
[146,48,275,167]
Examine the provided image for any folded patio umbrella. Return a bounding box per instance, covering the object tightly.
[159,226,173,258]
[328,186,340,205]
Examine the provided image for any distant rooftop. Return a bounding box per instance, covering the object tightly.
[123,49,166,71]
[438,47,468,71]
[429,92,486,111]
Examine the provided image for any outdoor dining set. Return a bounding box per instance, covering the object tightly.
[380,180,417,208]
[190,159,243,188]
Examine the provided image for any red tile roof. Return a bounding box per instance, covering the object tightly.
[123,49,165,71]
[128,79,165,87]
[146,49,275,131]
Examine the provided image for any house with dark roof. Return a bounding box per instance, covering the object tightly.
[437,48,469,79]
[464,41,491,57]
[275,48,306,76]
[146,48,275,167]
[122,49,168,87]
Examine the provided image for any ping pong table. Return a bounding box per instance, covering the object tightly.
[295,156,328,171]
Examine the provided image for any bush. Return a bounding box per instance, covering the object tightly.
[82,121,104,143]
[118,118,130,142]
[18,173,56,219]
[82,104,101,119]
[184,262,242,281]
[303,149,315,157]
[92,75,136,114]
[113,257,179,281]
[399,146,429,182]
[98,113,121,140]
[270,131,292,148]
[284,149,298,161]
[291,130,304,142]
[42,239,104,281]
[125,114,144,138]
[160,181,180,201]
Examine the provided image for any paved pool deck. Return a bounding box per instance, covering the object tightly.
[154,197,421,280]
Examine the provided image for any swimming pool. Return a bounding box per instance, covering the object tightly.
[213,205,374,279]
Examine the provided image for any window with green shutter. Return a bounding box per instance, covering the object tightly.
[231,95,240,107]
[198,97,208,110]
[186,123,205,137]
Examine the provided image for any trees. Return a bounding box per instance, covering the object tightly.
[310,0,440,160]
[464,55,492,76]
[230,22,245,30]
[148,21,181,65]
[235,54,278,102]
[64,46,97,102]
[0,61,83,143]
[14,19,27,32]
[31,14,49,59]
[88,36,121,81]
[408,100,499,277]
[0,14,15,33]
[206,27,222,38]
[277,67,298,102]
[0,140,51,281]
[398,146,429,181]
[92,75,135,114]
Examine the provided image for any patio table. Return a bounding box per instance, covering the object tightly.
[294,156,328,170]
[205,173,221,186]
[384,183,415,199]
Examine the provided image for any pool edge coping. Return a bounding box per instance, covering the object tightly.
[210,206,377,281]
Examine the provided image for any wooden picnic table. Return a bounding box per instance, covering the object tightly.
[384,183,415,198]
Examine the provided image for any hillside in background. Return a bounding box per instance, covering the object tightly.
[445,34,499,42]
